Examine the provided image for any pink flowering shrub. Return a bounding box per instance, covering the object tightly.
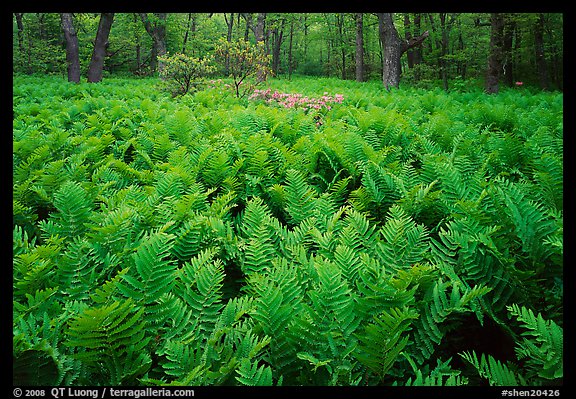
[249,89,344,112]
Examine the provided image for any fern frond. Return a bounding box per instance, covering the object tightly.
[354,307,418,380]
[66,299,151,384]
[413,279,491,363]
[403,355,468,386]
[283,169,317,226]
[507,304,563,380]
[459,350,525,386]
[118,231,177,307]
[51,181,93,237]
[376,204,430,271]
[177,248,225,340]
[235,358,274,386]
[493,178,558,263]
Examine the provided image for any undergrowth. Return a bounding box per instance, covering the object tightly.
[13,74,563,386]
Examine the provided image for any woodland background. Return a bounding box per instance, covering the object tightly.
[13,13,563,92]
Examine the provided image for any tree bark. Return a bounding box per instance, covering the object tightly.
[288,18,294,79]
[224,13,234,74]
[87,13,115,83]
[60,13,81,83]
[355,13,364,82]
[336,14,346,80]
[485,13,504,94]
[255,13,266,43]
[502,14,516,87]
[534,13,549,91]
[15,13,25,54]
[140,13,167,74]
[271,19,285,76]
[182,13,195,54]
[378,13,429,90]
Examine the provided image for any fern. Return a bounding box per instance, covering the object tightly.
[412,279,492,364]
[118,230,177,311]
[492,177,558,264]
[235,358,274,386]
[460,350,525,386]
[50,181,93,238]
[282,169,317,226]
[507,304,563,380]
[66,299,151,384]
[402,356,469,386]
[354,307,418,382]
[176,248,225,341]
[246,261,303,379]
[376,204,430,271]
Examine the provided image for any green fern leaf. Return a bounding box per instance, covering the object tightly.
[66,299,151,384]
[118,231,177,306]
[235,358,274,386]
[459,350,525,386]
[283,169,317,226]
[354,307,418,380]
[507,304,563,380]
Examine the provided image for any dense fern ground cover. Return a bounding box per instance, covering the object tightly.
[13,74,563,386]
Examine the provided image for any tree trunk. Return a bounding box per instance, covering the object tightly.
[336,14,346,80]
[355,13,364,82]
[485,13,504,94]
[60,13,81,83]
[378,13,428,90]
[271,18,285,75]
[15,13,25,54]
[255,13,266,43]
[403,14,414,69]
[288,19,294,79]
[224,13,234,74]
[534,13,549,91]
[502,14,515,87]
[87,13,115,83]
[140,13,167,74]
[378,13,402,90]
[182,13,195,54]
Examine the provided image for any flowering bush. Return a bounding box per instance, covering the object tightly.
[214,39,272,98]
[158,52,215,96]
[249,88,344,112]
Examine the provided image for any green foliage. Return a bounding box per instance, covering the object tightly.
[459,304,562,385]
[213,38,272,98]
[13,75,562,386]
[158,52,216,96]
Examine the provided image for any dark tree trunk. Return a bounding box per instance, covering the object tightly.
[534,13,549,91]
[182,13,195,54]
[15,13,25,54]
[502,14,516,87]
[336,14,346,80]
[131,14,142,75]
[288,19,294,79]
[355,13,364,82]
[140,13,167,74]
[404,14,414,69]
[485,13,504,94]
[224,13,234,74]
[378,13,429,90]
[87,13,115,83]
[270,18,285,75]
[439,13,456,91]
[60,13,81,83]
